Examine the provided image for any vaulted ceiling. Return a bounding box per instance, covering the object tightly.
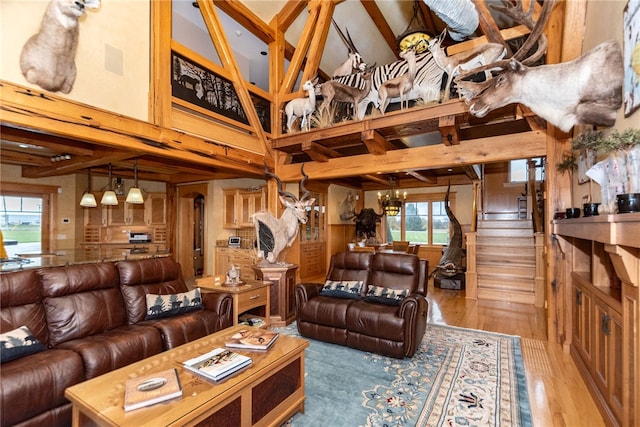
[1,0,565,190]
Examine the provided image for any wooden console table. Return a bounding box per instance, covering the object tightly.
[252,263,299,327]
[65,325,308,427]
[196,277,271,327]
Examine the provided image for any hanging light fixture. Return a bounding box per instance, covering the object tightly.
[79,168,97,208]
[100,163,119,206]
[377,177,407,216]
[126,159,145,204]
[397,1,432,54]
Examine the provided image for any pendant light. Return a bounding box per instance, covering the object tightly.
[100,163,119,206]
[126,159,145,204]
[79,168,97,207]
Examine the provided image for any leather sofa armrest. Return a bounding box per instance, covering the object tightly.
[295,282,323,302]
[398,294,429,357]
[201,292,234,328]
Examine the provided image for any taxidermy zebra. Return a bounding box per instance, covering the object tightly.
[330,51,444,119]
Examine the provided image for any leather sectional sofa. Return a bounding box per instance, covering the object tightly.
[0,257,233,427]
[295,251,428,358]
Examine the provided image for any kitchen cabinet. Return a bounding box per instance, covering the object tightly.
[84,193,166,227]
[555,213,640,427]
[146,193,166,225]
[223,187,265,229]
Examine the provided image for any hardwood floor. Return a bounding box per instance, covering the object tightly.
[427,282,606,427]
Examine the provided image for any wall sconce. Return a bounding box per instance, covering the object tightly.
[126,159,145,204]
[100,163,119,206]
[378,178,407,216]
[79,168,97,208]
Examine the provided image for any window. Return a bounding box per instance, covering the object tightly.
[510,158,544,183]
[0,195,43,257]
[387,193,452,246]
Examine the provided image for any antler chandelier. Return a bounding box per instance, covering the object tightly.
[378,177,407,216]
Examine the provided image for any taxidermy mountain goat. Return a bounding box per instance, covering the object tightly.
[20,0,100,94]
[253,166,315,264]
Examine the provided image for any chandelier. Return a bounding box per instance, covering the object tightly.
[378,178,407,216]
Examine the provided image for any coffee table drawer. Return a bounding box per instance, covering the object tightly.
[237,287,268,313]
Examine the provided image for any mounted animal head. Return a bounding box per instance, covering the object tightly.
[253,165,315,264]
[352,208,383,241]
[451,0,623,132]
[331,19,366,77]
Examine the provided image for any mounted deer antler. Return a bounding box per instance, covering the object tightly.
[454,0,623,132]
[253,165,315,264]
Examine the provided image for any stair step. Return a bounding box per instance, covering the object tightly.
[477,247,535,260]
[477,219,533,230]
[476,235,534,246]
[477,228,534,238]
[477,273,535,293]
[477,264,535,277]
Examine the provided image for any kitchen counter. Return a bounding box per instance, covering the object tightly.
[0,249,171,273]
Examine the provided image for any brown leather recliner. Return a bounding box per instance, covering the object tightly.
[295,251,428,358]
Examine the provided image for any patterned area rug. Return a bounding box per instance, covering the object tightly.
[276,323,532,427]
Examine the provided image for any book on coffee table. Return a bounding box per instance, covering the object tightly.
[225,329,279,351]
[124,368,182,412]
[183,347,252,382]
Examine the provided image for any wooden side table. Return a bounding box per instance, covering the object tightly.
[252,264,299,327]
[195,277,271,327]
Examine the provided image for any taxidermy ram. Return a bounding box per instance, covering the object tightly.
[20,0,100,94]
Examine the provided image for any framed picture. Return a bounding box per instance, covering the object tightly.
[624,0,640,117]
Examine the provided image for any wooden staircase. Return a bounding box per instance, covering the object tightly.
[470,219,542,305]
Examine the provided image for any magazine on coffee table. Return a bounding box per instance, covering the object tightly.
[183,347,252,382]
[225,329,279,351]
[124,368,182,411]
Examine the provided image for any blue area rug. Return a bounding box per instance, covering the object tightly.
[276,323,532,427]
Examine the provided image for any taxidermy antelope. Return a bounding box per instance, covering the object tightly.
[455,0,623,132]
[427,30,506,101]
[319,66,374,120]
[253,166,315,264]
[20,0,101,94]
[331,19,366,77]
[284,79,318,133]
[378,47,417,114]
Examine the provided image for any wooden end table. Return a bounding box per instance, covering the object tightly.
[65,325,308,427]
[196,277,271,327]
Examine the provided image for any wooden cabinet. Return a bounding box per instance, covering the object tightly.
[215,247,257,283]
[223,187,265,229]
[555,213,640,427]
[84,193,166,227]
[252,264,299,327]
[299,242,326,279]
[145,193,166,225]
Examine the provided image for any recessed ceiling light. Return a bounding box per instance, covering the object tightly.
[447,168,453,172]
[18,144,31,148]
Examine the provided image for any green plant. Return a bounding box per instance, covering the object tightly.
[602,128,640,153]
[570,129,604,152]
[556,152,577,174]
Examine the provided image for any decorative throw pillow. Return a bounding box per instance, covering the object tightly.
[0,326,47,363]
[364,285,409,306]
[319,280,364,299]
[145,288,204,320]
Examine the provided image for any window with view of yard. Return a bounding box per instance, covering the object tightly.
[386,193,452,246]
[0,195,43,257]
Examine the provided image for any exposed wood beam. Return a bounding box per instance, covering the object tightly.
[406,170,437,184]
[22,151,135,178]
[0,150,52,166]
[362,174,390,186]
[462,164,481,181]
[301,140,341,162]
[472,0,511,53]
[360,0,399,56]
[361,129,394,154]
[272,1,308,31]
[439,115,460,145]
[446,25,531,55]
[302,1,335,84]
[1,126,95,156]
[216,0,276,43]
[278,130,546,181]
[0,81,265,175]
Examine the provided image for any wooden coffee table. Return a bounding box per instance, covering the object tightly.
[65,325,308,427]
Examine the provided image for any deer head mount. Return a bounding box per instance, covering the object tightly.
[252,165,315,264]
[455,0,623,132]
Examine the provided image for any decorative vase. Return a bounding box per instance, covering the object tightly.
[617,193,640,213]
[582,203,600,217]
[566,208,581,218]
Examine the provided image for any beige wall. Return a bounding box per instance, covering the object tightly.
[1,0,150,121]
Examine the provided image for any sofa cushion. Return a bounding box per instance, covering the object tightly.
[0,348,84,427]
[1,269,50,346]
[145,288,203,320]
[56,324,163,379]
[320,280,364,299]
[40,263,127,347]
[0,325,47,363]
[117,258,191,324]
[364,285,409,306]
[139,309,222,349]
